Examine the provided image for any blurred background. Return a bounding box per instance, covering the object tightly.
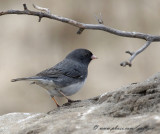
[0,0,160,115]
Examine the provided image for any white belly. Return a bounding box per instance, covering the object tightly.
[35,79,85,97]
[59,81,85,96]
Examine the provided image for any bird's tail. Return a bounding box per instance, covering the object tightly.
[11,76,39,82]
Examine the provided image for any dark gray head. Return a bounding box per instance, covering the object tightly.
[66,49,97,66]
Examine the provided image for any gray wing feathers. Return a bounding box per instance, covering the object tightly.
[36,59,86,79]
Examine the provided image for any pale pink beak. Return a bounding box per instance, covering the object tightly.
[91,55,98,60]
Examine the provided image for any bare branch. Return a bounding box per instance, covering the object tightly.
[1,4,159,41]
[0,4,160,67]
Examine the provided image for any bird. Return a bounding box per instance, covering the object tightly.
[11,48,97,107]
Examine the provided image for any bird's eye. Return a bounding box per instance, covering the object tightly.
[85,54,89,57]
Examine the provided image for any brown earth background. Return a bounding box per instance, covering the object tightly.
[0,0,160,115]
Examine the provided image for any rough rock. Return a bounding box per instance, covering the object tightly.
[0,73,160,134]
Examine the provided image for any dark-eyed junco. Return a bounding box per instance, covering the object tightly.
[11,49,97,107]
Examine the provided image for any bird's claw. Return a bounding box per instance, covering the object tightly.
[68,99,81,103]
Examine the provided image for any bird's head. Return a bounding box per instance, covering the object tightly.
[66,49,97,65]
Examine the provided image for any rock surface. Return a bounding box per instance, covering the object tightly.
[0,73,160,134]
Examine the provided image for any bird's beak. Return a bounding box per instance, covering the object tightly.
[91,55,98,60]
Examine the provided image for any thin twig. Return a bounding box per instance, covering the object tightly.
[33,4,50,14]
[129,41,152,63]
[23,4,28,10]
[77,28,85,34]
[0,4,160,67]
[95,13,104,24]
[126,51,134,56]
[120,41,152,67]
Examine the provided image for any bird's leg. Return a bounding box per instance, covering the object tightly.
[51,96,60,107]
[57,90,75,103]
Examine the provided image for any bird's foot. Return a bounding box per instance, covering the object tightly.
[62,99,81,106]
[56,104,61,107]
[67,99,81,103]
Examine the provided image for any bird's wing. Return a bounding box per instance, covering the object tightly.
[36,59,85,79]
